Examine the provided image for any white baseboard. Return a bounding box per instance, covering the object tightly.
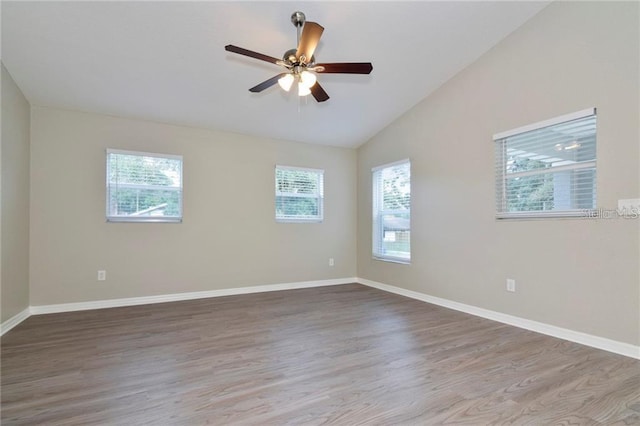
[357,277,640,360]
[29,277,357,315]
[1,307,31,336]
[7,277,639,360]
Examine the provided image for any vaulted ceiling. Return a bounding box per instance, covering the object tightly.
[1,1,549,148]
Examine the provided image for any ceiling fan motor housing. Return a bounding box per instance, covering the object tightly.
[283,49,297,64]
[283,49,315,67]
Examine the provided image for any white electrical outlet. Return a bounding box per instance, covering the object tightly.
[97,270,106,281]
[506,278,516,292]
[329,258,335,266]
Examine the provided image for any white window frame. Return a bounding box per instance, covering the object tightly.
[494,108,597,219]
[106,149,183,223]
[275,165,324,223]
[372,159,411,264]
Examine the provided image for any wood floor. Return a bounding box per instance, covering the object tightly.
[2,284,639,425]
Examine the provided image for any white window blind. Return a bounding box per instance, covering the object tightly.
[106,149,183,223]
[373,160,410,262]
[494,109,597,219]
[275,165,324,222]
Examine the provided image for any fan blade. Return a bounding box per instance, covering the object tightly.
[316,62,373,74]
[296,22,324,64]
[225,45,281,65]
[310,82,330,102]
[249,74,287,93]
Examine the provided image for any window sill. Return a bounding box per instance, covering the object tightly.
[373,256,411,265]
[276,219,323,224]
[107,217,182,223]
[496,209,596,220]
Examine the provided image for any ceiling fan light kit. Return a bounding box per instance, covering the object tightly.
[225,11,373,103]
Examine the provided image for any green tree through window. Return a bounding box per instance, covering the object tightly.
[506,158,554,212]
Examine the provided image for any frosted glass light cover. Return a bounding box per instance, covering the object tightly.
[298,82,311,96]
[299,71,317,88]
[278,74,294,91]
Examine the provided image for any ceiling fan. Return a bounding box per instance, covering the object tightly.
[224,11,373,103]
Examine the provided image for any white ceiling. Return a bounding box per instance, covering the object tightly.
[1,1,549,148]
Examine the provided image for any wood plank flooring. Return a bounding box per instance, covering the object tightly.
[2,284,639,425]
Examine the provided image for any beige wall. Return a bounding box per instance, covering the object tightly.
[1,64,31,322]
[357,1,640,345]
[30,107,356,305]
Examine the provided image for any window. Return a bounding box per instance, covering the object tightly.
[275,165,324,222]
[373,160,410,262]
[106,149,183,222]
[494,108,596,219]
